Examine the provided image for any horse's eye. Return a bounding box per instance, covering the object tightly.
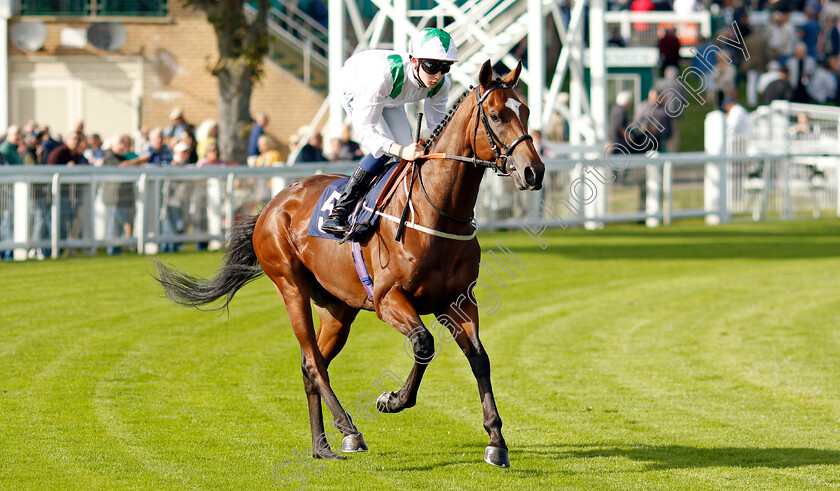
[490,112,500,122]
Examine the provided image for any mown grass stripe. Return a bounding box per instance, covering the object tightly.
[1,219,839,489]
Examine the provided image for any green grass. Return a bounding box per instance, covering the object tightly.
[2,219,840,489]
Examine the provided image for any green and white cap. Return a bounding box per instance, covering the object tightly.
[409,28,457,62]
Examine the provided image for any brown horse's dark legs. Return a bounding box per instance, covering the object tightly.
[468,345,506,447]
[273,274,360,459]
[376,289,435,413]
[313,303,367,453]
[301,363,336,459]
[437,302,509,467]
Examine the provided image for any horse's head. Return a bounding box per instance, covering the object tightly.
[472,60,545,191]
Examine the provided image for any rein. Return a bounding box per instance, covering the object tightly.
[417,167,472,224]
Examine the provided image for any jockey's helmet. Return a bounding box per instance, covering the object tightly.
[409,28,458,62]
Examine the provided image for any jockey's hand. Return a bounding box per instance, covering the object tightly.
[390,142,424,161]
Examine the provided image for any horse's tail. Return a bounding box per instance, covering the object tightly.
[153,213,264,311]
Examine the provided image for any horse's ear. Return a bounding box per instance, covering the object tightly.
[502,61,522,88]
[479,60,493,88]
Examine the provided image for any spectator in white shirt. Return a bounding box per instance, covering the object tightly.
[722,97,751,137]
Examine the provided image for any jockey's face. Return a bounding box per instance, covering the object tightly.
[413,58,450,89]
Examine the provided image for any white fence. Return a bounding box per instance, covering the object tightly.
[0,164,329,260]
[1,146,836,260]
[707,100,840,222]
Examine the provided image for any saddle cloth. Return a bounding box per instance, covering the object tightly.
[307,162,402,241]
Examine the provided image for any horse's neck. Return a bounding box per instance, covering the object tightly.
[414,107,485,229]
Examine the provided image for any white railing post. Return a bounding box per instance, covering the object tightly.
[619,17,631,43]
[271,176,287,196]
[583,163,607,229]
[94,179,107,241]
[836,158,840,217]
[88,177,97,255]
[704,110,729,224]
[206,177,223,251]
[136,173,147,255]
[663,160,672,226]
[645,162,661,227]
[13,180,29,261]
[527,180,542,224]
[774,101,793,220]
[51,174,60,259]
[225,172,236,236]
[148,177,161,255]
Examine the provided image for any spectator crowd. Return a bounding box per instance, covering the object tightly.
[606,0,840,154]
[0,108,363,259]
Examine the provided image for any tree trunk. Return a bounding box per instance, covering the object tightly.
[184,0,269,166]
[216,65,253,166]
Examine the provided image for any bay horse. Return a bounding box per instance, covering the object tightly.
[154,60,544,468]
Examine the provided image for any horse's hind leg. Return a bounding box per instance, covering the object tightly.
[375,288,436,413]
[437,301,509,467]
[270,269,361,460]
[310,301,368,453]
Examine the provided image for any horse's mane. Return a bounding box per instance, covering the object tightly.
[423,87,472,153]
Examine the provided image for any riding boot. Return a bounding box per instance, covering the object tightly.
[321,167,376,235]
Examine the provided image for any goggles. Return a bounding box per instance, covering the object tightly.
[419,59,453,75]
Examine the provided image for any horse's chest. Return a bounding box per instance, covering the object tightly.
[396,251,478,304]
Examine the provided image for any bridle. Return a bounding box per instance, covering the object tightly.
[423,83,533,176]
[391,82,535,237]
[472,83,533,176]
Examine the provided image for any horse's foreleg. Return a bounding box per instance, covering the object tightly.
[375,288,435,413]
[437,301,509,467]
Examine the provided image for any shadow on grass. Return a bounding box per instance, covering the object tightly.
[389,443,840,474]
[528,444,840,470]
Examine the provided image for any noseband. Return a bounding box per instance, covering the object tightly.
[473,83,533,176]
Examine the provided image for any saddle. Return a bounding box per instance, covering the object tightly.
[307,159,412,242]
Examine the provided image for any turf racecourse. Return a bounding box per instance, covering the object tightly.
[2,220,839,490]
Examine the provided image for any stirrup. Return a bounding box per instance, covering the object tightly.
[322,214,351,235]
[321,167,374,235]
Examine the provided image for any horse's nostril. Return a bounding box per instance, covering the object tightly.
[524,167,537,187]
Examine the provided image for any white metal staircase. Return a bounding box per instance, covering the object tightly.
[444,0,532,92]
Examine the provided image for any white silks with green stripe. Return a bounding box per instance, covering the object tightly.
[338,50,451,159]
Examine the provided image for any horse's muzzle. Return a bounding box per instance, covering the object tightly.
[511,165,543,191]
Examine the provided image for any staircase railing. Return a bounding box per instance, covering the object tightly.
[245,0,329,89]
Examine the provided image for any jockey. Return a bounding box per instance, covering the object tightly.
[321,27,458,236]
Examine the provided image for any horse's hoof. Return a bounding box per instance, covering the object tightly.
[484,446,510,468]
[376,392,403,413]
[340,434,369,453]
